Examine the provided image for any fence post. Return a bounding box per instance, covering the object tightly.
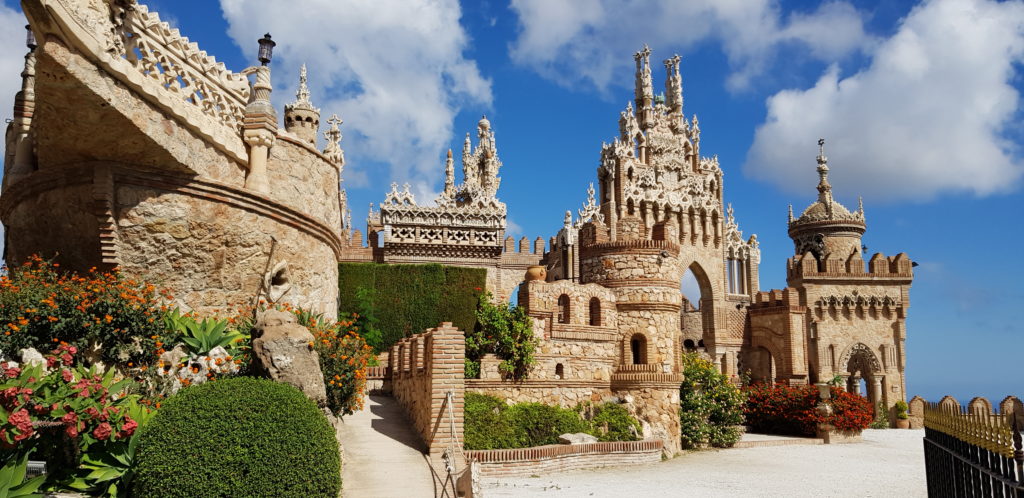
[1014,416,1023,484]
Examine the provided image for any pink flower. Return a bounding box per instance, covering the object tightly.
[4,366,20,378]
[61,353,73,366]
[8,409,33,433]
[46,357,58,369]
[92,422,112,441]
[118,417,138,438]
[62,369,73,382]
[85,407,99,419]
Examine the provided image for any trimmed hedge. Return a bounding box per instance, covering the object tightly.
[132,377,341,497]
[338,263,486,349]
[464,392,640,450]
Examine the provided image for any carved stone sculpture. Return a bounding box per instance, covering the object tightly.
[251,309,327,407]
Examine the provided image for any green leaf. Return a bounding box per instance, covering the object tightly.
[10,474,46,497]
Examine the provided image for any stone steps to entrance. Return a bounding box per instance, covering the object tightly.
[731,433,825,448]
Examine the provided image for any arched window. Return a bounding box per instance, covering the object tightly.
[589,297,601,326]
[557,294,570,324]
[630,334,647,364]
[555,363,564,379]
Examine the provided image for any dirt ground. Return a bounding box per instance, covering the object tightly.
[483,429,927,497]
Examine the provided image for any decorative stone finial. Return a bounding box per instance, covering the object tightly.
[663,54,682,114]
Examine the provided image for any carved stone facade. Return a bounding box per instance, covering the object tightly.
[3,0,346,318]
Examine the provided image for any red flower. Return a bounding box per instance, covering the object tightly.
[92,422,112,441]
[3,366,20,378]
[62,369,73,382]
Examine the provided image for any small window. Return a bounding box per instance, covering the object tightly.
[555,363,564,379]
[589,297,601,326]
[683,339,696,351]
[630,334,647,365]
[557,294,571,324]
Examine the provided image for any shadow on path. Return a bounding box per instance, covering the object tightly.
[337,395,434,497]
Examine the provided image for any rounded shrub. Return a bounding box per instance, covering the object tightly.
[132,377,340,497]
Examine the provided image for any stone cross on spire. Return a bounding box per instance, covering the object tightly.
[816,138,833,204]
[322,114,344,167]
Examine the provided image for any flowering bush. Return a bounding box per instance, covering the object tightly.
[679,353,745,448]
[0,343,145,485]
[0,256,170,369]
[293,309,373,416]
[743,383,873,436]
[465,292,536,379]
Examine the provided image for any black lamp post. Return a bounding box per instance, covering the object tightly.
[257,33,275,66]
[25,25,36,50]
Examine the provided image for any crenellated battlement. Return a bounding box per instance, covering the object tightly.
[787,251,914,280]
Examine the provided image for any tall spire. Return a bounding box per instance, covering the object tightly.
[633,45,653,117]
[295,63,311,105]
[664,54,682,115]
[816,138,833,206]
[443,148,455,197]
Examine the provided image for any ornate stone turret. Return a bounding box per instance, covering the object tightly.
[663,54,682,117]
[284,64,321,144]
[443,148,455,198]
[788,139,866,260]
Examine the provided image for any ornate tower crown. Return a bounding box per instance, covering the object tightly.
[788,139,866,257]
[284,64,321,144]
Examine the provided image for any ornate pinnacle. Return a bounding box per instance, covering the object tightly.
[788,204,794,223]
[816,138,833,203]
[727,203,735,224]
[296,64,311,104]
[444,149,455,197]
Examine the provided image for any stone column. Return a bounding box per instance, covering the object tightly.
[242,65,277,194]
[850,376,861,395]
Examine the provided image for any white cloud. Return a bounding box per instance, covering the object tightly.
[508,0,871,93]
[0,4,27,124]
[219,0,491,191]
[745,0,1024,202]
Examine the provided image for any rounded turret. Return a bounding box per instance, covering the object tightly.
[283,64,320,144]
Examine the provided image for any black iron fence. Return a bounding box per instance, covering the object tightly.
[923,401,1024,497]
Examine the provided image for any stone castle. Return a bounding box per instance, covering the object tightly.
[3,0,912,454]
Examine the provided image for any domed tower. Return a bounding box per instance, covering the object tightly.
[283,64,320,144]
[788,139,866,261]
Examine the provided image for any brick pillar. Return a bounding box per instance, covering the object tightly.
[427,323,465,457]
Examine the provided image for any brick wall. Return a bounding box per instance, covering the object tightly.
[389,322,465,456]
[465,440,663,478]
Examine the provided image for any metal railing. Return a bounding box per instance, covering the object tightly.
[923,401,1024,497]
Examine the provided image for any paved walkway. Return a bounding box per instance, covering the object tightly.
[484,429,927,497]
[337,395,434,497]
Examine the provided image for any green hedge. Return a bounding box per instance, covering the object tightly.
[464,392,641,450]
[338,263,486,350]
[132,377,341,497]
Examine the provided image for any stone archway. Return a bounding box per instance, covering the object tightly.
[839,343,884,412]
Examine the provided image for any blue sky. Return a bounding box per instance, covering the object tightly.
[0,0,1021,403]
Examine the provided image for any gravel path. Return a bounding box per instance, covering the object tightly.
[483,429,927,497]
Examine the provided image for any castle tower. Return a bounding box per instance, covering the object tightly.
[590,46,758,380]
[459,115,502,201]
[778,139,913,421]
[284,64,320,144]
[578,219,684,454]
[787,139,866,261]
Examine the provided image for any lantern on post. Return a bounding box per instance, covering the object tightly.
[25,25,36,50]
[257,33,275,66]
